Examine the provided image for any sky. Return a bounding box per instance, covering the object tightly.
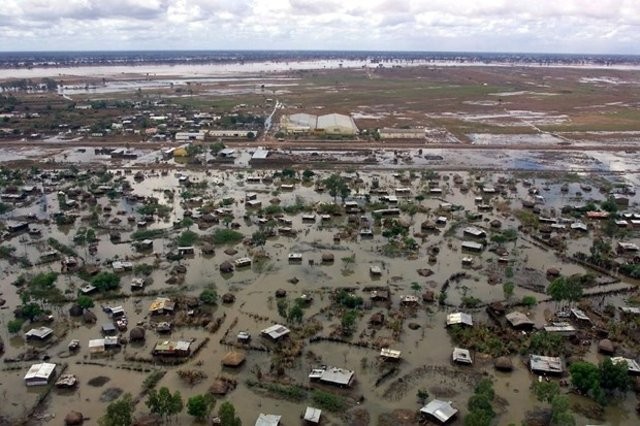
[1,0,639,54]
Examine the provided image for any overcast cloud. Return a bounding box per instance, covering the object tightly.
[1,0,638,53]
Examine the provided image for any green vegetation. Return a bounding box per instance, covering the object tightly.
[8,318,24,334]
[134,263,154,276]
[246,379,306,401]
[218,401,242,426]
[138,202,172,217]
[502,281,515,299]
[187,394,214,422]
[145,387,183,420]
[76,295,94,309]
[336,289,363,308]
[312,389,347,412]
[131,228,166,241]
[91,272,121,292]
[341,310,358,335]
[48,237,78,257]
[199,289,218,305]
[464,379,495,426]
[211,228,244,244]
[177,230,199,246]
[323,173,350,202]
[547,276,584,308]
[521,295,537,307]
[569,358,630,405]
[99,393,134,426]
[526,332,565,356]
[532,381,575,426]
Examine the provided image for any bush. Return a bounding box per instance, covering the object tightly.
[211,228,244,244]
[8,318,24,333]
[311,389,346,412]
[521,296,537,307]
[199,289,218,305]
[91,272,121,292]
[177,230,199,246]
[76,295,94,309]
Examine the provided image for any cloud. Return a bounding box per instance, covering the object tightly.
[0,0,639,53]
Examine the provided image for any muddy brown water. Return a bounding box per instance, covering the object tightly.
[1,169,640,425]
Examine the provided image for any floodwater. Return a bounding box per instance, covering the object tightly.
[1,168,640,425]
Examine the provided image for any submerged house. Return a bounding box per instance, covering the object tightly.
[261,324,291,341]
[420,399,458,424]
[529,355,563,375]
[152,340,192,357]
[309,366,355,387]
[24,362,57,387]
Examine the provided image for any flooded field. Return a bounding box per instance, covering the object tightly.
[1,160,640,426]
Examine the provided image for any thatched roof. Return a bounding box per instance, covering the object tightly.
[202,243,215,254]
[129,327,146,341]
[221,293,236,304]
[64,411,84,425]
[69,304,83,317]
[598,339,615,355]
[321,253,334,263]
[494,356,513,371]
[219,261,234,273]
[82,309,97,323]
[224,248,238,256]
[209,379,230,395]
[221,351,246,367]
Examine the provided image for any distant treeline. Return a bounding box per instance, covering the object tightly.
[1,50,639,69]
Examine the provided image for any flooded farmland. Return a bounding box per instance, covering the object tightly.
[1,159,640,426]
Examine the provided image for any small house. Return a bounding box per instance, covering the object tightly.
[255,414,281,426]
[149,298,176,315]
[261,324,291,341]
[24,362,57,387]
[101,323,117,335]
[452,347,473,365]
[303,407,322,424]
[370,265,382,276]
[505,311,535,330]
[25,326,54,341]
[446,312,473,327]
[544,322,576,336]
[131,278,145,291]
[463,227,486,239]
[461,241,484,252]
[530,355,563,375]
[611,357,640,375]
[152,340,192,357]
[288,253,303,263]
[88,339,106,353]
[178,246,195,256]
[400,295,420,305]
[309,366,355,387]
[420,399,458,424]
[380,348,402,361]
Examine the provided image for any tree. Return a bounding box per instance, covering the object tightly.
[199,289,218,305]
[599,357,630,393]
[288,303,304,323]
[218,401,241,426]
[323,174,348,202]
[146,387,183,419]
[411,281,421,294]
[417,388,429,404]
[20,302,43,321]
[341,310,358,335]
[99,393,134,426]
[569,361,604,403]
[91,272,121,292]
[246,131,255,139]
[502,281,514,299]
[187,394,213,422]
[76,295,94,309]
[8,318,24,333]
[281,168,296,179]
[302,169,315,180]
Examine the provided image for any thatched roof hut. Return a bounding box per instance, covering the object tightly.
[321,253,335,263]
[221,293,236,304]
[494,356,513,372]
[69,304,83,317]
[221,351,246,367]
[83,309,97,323]
[129,327,146,342]
[422,291,435,303]
[219,261,234,273]
[275,289,287,298]
[64,411,84,425]
[369,312,385,325]
[209,379,231,395]
[598,339,615,355]
[201,243,215,255]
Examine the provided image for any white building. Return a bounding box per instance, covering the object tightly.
[24,362,57,386]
